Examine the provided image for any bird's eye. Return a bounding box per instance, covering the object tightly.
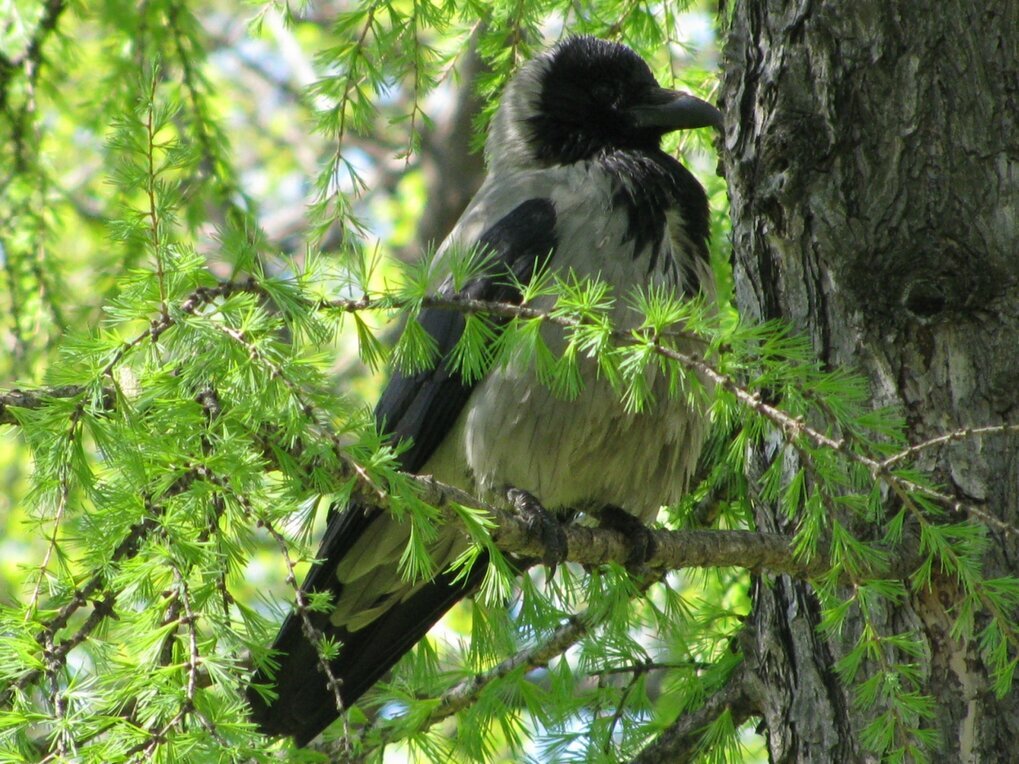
[589,82,618,105]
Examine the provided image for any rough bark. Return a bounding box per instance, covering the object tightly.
[721,0,1019,761]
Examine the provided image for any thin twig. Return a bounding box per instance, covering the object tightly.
[144,72,168,317]
[26,406,83,616]
[604,665,645,754]
[257,514,347,715]
[882,423,1019,468]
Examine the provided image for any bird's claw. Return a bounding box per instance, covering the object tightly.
[507,488,568,572]
[596,505,658,570]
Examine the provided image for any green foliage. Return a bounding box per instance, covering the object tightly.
[1,0,1017,762]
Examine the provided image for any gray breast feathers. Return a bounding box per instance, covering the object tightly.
[423,160,714,520]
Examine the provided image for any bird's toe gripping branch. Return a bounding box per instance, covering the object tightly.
[507,488,569,571]
[594,505,659,570]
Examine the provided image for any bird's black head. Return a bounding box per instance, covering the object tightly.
[488,37,721,170]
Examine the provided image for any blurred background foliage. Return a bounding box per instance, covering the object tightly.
[0,0,762,760]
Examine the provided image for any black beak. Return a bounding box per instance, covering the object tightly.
[630,88,723,132]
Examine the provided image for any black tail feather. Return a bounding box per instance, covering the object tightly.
[248,558,487,746]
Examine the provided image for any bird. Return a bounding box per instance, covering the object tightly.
[248,34,722,745]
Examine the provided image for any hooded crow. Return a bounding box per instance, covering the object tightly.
[248,35,722,745]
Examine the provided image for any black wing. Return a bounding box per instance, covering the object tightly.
[376,196,559,470]
[249,198,557,744]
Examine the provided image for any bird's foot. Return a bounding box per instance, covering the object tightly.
[507,488,568,572]
[595,505,658,570]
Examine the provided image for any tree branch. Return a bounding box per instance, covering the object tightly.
[415,475,813,576]
[4,275,1016,716]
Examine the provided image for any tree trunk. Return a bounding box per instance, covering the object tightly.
[720,0,1019,760]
